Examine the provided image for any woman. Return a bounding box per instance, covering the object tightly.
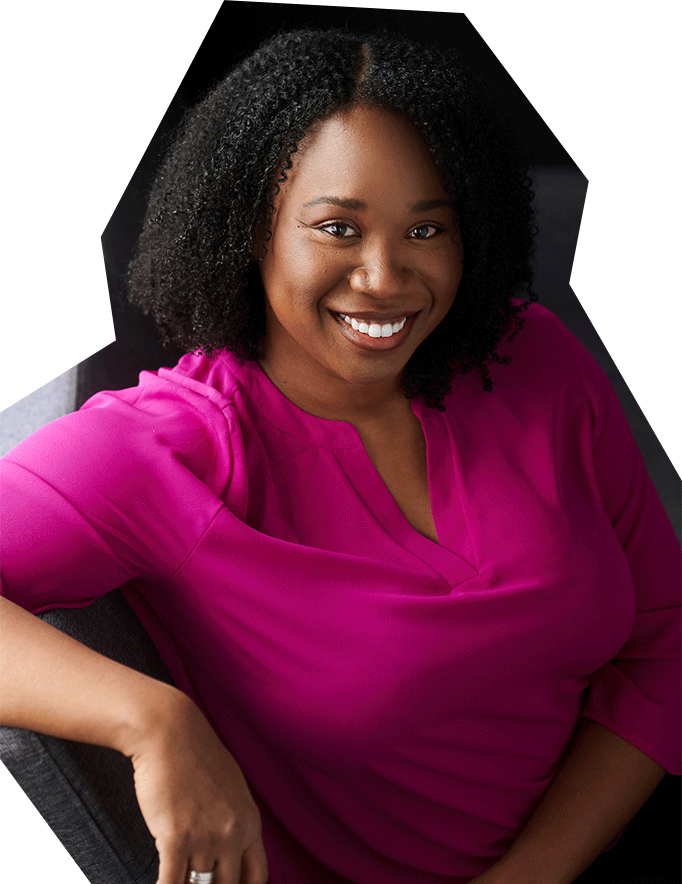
[1,27,679,884]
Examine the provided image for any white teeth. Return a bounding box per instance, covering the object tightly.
[340,315,407,339]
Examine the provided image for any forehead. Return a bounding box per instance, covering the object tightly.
[280,105,447,205]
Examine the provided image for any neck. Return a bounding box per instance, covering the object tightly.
[258,354,410,426]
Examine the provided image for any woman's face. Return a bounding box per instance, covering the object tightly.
[258,104,464,410]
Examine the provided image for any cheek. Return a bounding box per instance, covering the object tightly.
[262,262,338,332]
[265,241,345,308]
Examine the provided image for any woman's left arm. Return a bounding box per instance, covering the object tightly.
[471,719,665,884]
[475,320,678,884]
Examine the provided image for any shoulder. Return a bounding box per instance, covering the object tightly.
[443,303,622,446]
[0,351,262,582]
[3,350,256,503]
[493,302,615,412]
[500,302,602,382]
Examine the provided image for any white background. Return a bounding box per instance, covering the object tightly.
[1,1,680,881]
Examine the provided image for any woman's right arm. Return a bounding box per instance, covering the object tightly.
[0,597,268,884]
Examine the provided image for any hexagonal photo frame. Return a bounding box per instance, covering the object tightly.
[1,5,679,884]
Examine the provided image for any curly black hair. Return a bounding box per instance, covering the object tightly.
[128,28,536,408]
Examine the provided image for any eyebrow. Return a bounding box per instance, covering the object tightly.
[301,196,453,212]
[410,199,452,212]
[301,196,366,210]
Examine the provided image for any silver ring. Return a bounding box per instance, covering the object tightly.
[188,872,214,884]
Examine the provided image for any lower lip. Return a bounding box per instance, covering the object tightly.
[331,313,416,351]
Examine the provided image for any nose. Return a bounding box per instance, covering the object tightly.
[348,239,413,299]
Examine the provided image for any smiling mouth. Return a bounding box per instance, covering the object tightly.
[330,310,418,352]
[338,313,408,339]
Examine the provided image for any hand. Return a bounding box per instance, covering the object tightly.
[128,690,268,884]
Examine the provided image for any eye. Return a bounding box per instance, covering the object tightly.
[318,221,358,239]
[409,224,442,240]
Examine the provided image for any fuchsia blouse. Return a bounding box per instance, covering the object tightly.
[1,304,680,884]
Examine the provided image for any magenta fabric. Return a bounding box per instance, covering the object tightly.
[1,305,680,884]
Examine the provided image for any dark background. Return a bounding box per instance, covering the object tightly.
[91,5,679,882]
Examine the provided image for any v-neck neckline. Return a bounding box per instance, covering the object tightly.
[229,355,478,586]
[352,399,478,585]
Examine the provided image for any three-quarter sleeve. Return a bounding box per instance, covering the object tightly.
[553,317,681,775]
[0,370,234,613]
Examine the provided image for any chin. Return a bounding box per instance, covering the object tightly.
[334,361,410,389]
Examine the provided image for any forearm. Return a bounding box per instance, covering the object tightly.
[1,596,269,882]
[0,595,186,757]
[474,719,665,884]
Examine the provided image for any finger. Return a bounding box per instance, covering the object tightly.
[186,852,217,883]
[186,859,219,884]
[155,841,190,884]
[239,840,269,884]
[211,853,241,884]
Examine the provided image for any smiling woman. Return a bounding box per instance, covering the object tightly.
[127,28,535,409]
[258,105,463,414]
[1,23,680,884]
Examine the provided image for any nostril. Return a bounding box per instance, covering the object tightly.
[349,267,368,290]
[349,262,410,297]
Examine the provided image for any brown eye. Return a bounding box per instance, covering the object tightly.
[410,224,441,240]
[320,222,357,238]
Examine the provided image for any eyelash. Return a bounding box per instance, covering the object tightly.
[318,221,444,240]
